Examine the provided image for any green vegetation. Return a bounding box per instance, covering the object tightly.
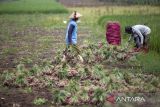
[33,97,47,105]
[98,14,160,72]
[98,14,160,53]
[53,90,70,105]
[137,51,160,73]
[0,0,68,14]
[23,87,32,93]
[1,43,160,106]
[0,0,160,106]
[99,0,160,5]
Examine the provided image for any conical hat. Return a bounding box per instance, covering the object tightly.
[69,11,82,18]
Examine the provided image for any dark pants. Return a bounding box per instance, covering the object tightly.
[134,34,149,48]
[134,36,141,48]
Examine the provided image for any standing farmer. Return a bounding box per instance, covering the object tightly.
[63,11,83,62]
[125,25,151,51]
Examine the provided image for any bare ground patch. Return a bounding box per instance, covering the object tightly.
[0,26,92,70]
[0,88,53,107]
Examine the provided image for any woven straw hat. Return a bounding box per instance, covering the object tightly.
[69,11,82,19]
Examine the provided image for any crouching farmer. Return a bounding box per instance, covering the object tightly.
[62,11,83,62]
[125,25,151,52]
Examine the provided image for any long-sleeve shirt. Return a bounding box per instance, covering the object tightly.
[65,19,77,45]
[129,25,151,44]
[68,24,75,43]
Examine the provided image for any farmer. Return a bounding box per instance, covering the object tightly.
[62,11,83,62]
[125,25,151,51]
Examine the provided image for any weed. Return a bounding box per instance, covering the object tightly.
[66,80,80,94]
[93,88,106,106]
[93,65,105,79]
[53,90,70,105]
[58,67,68,79]
[33,97,47,105]
[23,87,32,93]
[29,64,41,76]
[15,74,26,86]
[80,90,89,103]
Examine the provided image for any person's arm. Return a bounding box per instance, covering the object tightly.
[128,35,132,43]
[134,29,144,45]
[68,24,75,44]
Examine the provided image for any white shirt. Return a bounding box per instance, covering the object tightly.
[132,25,151,44]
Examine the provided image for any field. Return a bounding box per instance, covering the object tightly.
[98,14,160,53]
[0,0,68,14]
[0,0,160,107]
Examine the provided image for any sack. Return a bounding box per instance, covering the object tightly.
[106,21,121,45]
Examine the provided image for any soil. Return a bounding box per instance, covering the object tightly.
[0,27,91,71]
[0,28,60,70]
[0,1,159,106]
[0,26,93,106]
[0,88,53,107]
